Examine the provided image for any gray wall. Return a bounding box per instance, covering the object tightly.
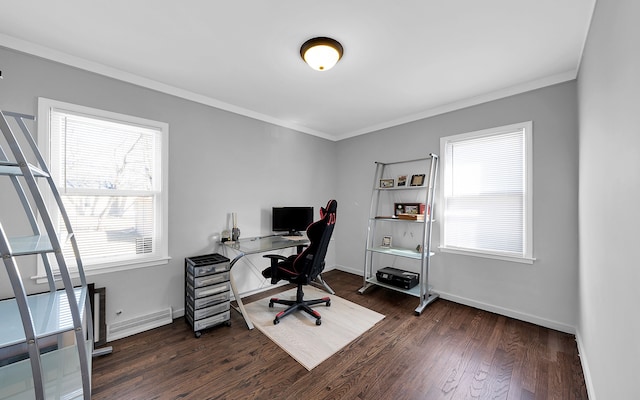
[0,47,338,333]
[335,81,580,332]
[577,0,640,398]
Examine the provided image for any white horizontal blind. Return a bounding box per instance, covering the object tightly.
[442,123,531,259]
[50,109,161,266]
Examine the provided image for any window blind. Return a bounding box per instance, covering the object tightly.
[50,109,161,266]
[442,127,529,258]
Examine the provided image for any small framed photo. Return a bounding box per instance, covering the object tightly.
[404,204,421,214]
[397,175,407,187]
[381,236,392,248]
[380,178,395,188]
[410,174,425,186]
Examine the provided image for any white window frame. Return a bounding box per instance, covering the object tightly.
[439,121,534,264]
[35,98,169,281]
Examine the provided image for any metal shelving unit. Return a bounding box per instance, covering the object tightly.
[0,110,92,399]
[358,154,439,315]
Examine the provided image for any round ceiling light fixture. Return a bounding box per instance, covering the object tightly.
[300,37,343,71]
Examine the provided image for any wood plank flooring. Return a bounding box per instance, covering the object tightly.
[92,270,588,400]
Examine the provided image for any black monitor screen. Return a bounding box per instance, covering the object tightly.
[272,206,314,235]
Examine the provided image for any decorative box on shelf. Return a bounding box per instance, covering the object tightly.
[394,202,427,216]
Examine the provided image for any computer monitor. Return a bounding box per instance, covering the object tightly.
[272,206,314,235]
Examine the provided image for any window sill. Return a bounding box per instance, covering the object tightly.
[32,256,171,284]
[439,247,535,264]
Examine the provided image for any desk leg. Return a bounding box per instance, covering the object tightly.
[228,253,254,330]
[312,273,335,295]
[229,273,254,330]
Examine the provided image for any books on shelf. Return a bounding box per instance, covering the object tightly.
[397,213,425,221]
[375,214,425,221]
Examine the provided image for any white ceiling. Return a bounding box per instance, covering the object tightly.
[0,1,595,141]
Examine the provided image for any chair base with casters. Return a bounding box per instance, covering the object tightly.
[269,284,331,325]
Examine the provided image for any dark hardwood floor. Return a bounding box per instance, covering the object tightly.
[92,270,588,400]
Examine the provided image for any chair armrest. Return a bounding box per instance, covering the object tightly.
[263,254,287,284]
[263,254,288,265]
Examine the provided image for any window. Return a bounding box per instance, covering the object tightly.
[37,98,168,277]
[439,121,534,263]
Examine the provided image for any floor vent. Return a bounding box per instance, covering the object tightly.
[107,308,172,342]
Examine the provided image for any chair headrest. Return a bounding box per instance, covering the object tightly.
[320,199,337,219]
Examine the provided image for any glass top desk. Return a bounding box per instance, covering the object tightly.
[222,235,333,330]
[226,235,309,255]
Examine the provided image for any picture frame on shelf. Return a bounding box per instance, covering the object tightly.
[380,178,395,188]
[410,174,426,186]
[397,175,407,187]
[381,236,392,248]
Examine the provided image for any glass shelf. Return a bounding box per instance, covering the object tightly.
[2,234,73,257]
[375,185,426,191]
[370,217,432,223]
[0,287,86,348]
[0,338,91,400]
[364,276,421,297]
[362,276,437,308]
[0,161,49,178]
[367,246,434,260]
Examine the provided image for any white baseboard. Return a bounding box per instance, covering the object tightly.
[107,307,173,342]
[334,265,575,334]
[437,291,575,334]
[335,264,361,276]
[173,307,185,318]
[575,330,596,400]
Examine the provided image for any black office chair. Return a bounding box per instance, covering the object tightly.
[262,199,337,325]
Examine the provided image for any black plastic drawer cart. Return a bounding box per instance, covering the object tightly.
[185,253,232,337]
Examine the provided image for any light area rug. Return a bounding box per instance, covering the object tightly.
[244,286,385,370]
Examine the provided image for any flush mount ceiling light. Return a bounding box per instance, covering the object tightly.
[300,37,343,71]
